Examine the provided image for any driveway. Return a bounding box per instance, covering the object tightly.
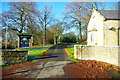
[41,44,71,61]
[2,44,73,78]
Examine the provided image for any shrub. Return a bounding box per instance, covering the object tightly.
[1,42,15,49]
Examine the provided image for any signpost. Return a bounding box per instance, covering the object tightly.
[17,33,33,48]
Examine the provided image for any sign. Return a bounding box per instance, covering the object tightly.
[17,33,33,48]
[20,36,30,47]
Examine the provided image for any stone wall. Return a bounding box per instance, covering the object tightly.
[74,45,120,66]
[2,49,28,65]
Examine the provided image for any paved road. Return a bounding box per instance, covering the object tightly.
[2,44,73,78]
[41,44,71,61]
[34,44,73,78]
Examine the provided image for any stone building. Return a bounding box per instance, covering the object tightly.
[74,9,120,66]
[87,9,120,46]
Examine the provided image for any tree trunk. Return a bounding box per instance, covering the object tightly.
[79,21,82,42]
[43,14,47,46]
[43,30,45,46]
[45,24,46,45]
[54,33,56,45]
[54,38,56,45]
[43,22,47,46]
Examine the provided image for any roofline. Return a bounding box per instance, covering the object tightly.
[97,10,119,11]
[97,10,120,20]
[17,33,33,36]
[104,18,120,21]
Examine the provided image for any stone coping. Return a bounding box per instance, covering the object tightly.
[2,49,28,51]
[74,45,120,47]
[17,33,32,36]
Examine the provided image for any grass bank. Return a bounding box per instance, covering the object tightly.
[65,42,87,62]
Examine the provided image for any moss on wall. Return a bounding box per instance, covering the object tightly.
[2,50,28,65]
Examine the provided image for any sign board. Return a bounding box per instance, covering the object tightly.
[20,36,30,47]
[17,33,33,48]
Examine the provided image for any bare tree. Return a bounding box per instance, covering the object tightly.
[109,2,119,10]
[2,2,36,33]
[1,2,38,47]
[36,4,54,45]
[64,2,91,42]
[64,2,106,42]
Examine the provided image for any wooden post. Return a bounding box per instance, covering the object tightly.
[18,36,20,48]
[29,36,33,47]
[31,36,33,47]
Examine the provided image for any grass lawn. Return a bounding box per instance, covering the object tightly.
[68,57,85,62]
[18,45,52,56]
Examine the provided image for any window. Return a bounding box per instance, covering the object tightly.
[91,32,94,42]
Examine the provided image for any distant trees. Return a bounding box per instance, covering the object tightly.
[60,32,77,43]
[48,21,66,44]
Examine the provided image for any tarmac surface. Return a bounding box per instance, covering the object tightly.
[2,44,119,79]
[41,44,71,61]
[2,44,73,79]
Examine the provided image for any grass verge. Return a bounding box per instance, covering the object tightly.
[68,57,85,62]
[17,45,52,56]
[65,44,85,62]
[65,45,74,57]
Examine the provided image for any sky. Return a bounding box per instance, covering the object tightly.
[1,1,119,35]
[1,2,68,19]
[36,2,68,20]
[1,2,119,16]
